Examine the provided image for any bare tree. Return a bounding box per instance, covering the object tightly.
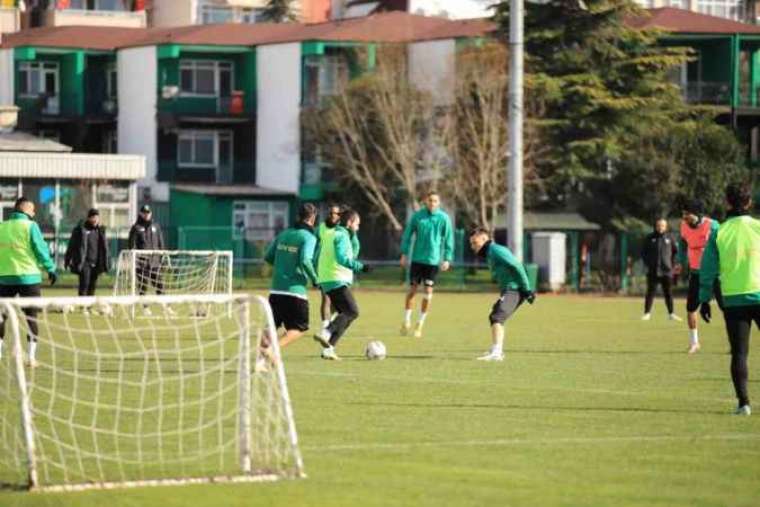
[303,45,440,233]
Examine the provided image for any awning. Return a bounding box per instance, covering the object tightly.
[496,212,601,231]
[0,152,146,180]
[173,184,294,197]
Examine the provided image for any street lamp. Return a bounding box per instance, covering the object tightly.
[508,0,524,261]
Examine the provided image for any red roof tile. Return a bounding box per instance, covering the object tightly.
[629,7,760,35]
[0,11,496,50]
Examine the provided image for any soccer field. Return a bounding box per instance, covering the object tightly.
[1,290,759,507]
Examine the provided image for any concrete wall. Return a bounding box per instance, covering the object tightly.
[408,0,493,18]
[0,7,19,35]
[118,46,167,202]
[43,9,146,27]
[408,39,456,105]
[256,43,302,194]
[0,49,13,106]
[150,0,195,27]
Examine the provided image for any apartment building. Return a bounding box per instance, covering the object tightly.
[331,0,493,20]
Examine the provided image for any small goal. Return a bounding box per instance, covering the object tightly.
[0,294,304,492]
[113,250,233,298]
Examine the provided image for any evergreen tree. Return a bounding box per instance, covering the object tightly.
[260,0,297,22]
[495,0,696,216]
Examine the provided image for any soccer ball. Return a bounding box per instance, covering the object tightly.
[365,340,387,360]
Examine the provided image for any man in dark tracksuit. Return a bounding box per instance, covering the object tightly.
[128,204,165,297]
[0,197,57,367]
[641,218,681,321]
[65,208,110,297]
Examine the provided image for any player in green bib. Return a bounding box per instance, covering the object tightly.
[317,203,343,332]
[699,184,758,416]
[263,203,319,352]
[0,197,57,367]
[313,208,370,360]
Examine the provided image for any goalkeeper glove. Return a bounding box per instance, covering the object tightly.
[48,271,57,286]
[699,302,711,323]
[519,289,536,304]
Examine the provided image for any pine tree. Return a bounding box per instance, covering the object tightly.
[260,0,297,22]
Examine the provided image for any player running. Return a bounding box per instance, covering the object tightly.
[468,227,535,362]
[263,203,319,352]
[314,208,370,360]
[679,199,721,354]
[317,203,343,332]
[699,184,758,416]
[400,191,454,337]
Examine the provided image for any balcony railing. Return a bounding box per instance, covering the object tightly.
[681,81,731,106]
[158,92,250,117]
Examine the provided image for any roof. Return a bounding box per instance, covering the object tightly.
[1,12,496,51]
[0,26,146,51]
[629,7,760,35]
[497,212,601,231]
[0,131,71,153]
[0,152,145,180]
[173,185,294,197]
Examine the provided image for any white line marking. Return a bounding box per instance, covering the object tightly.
[303,433,760,452]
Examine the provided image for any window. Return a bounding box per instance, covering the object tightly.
[697,0,742,20]
[64,0,128,11]
[233,201,289,242]
[177,130,233,169]
[18,62,59,98]
[303,54,350,106]
[634,0,654,7]
[95,183,131,230]
[107,66,117,99]
[667,0,684,7]
[198,1,263,24]
[103,130,117,153]
[179,60,233,97]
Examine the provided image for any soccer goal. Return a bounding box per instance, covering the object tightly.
[0,294,304,492]
[113,250,233,298]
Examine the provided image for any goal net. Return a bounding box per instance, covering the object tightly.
[0,294,304,492]
[113,250,233,298]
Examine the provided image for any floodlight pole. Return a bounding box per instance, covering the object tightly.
[508,0,524,261]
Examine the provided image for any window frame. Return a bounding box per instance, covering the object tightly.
[178,59,234,98]
[18,61,59,99]
[232,200,290,242]
[177,129,234,169]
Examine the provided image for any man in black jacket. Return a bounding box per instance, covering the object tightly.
[65,209,110,297]
[128,205,166,303]
[641,218,681,322]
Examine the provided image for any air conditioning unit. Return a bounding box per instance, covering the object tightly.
[162,85,179,99]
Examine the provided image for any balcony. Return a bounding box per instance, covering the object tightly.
[38,8,146,28]
[682,81,731,106]
[158,161,253,185]
[158,91,251,123]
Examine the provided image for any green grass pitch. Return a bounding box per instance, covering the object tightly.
[1,289,759,507]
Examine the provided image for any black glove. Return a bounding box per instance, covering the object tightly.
[699,302,711,323]
[48,271,57,286]
[519,289,536,304]
[361,264,373,274]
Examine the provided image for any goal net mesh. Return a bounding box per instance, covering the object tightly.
[0,294,303,492]
[113,250,233,298]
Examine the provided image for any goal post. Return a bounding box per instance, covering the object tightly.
[0,294,304,492]
[113,250,234,298]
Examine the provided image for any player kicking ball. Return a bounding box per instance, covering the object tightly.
[679,199,721,354]
[261,203,319,368]
[469,227,535,361]
[313,209,370,360]
[399,191,454,337]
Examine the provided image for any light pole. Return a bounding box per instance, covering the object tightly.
[508,0,524,261]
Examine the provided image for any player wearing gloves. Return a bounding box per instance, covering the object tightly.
[699,184,758,416]
[469,227,534,362]
[314,208,371,360]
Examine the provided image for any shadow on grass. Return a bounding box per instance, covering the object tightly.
[346,401,728,416]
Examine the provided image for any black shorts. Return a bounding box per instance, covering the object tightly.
[687,273,723,312]
[489,290,523,325]
[409,262,439,287]
[269,294,309,332]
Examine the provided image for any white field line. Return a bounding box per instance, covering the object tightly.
[287,369,728,402]
[302,433,760,453]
